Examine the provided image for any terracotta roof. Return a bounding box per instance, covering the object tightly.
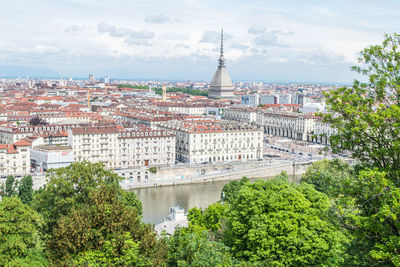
[14,139,31,146]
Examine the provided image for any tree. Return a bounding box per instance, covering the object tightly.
[149,166,157,174]
[166,227,234,267]
[0,197,46,266]
[322,33,400,265]
[33,161,122,236]
[74,233,149,266]
[1,175,18,197]
[323,33,400,178]
[188,202,227,233]
[121,191,143,216]
[49,184,165,265]
[223,177,347,266]
[33,161,166,265]
[29,116,48,126]
[18,175,33,205]
[221,177,250,204]
[300,159,354,198]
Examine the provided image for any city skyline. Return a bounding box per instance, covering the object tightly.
[0,0,399,82]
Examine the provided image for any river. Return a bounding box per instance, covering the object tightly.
[132,175,301,224]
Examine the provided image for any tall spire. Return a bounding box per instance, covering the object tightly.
[218,28,225,68]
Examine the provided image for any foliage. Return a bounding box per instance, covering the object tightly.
[4,250,48,267]
[322,33,400,265]
[301,159,354,198]
[1,175,18,197]
[29,116,48,126]
[223,177,347,266]
[18,175,34,205]
[118,84,149,89]
[166,227,234,267]
[0,197,45,266]
[33,161,122,236]
[74,233,149,266]
[221,177,250,204]
[154,87,208,97]
[323,33,400,178]
[149,166,157,174]
[188,202,227,232]
[121,191,143,216]
[33,161,166,265]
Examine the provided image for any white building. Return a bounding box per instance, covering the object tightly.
[262,112,315,141]
[222,107,258,124]
[30,145,74,171]
[241,94,260,106]
[68,125,176,169]
[0,140,31,176]
[159,119,263,164]
[118,129,175,168]
[68,125,120,169]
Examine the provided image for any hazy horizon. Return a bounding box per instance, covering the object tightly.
[1,0,398,82]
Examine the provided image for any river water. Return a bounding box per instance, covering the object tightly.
[132,180,228,224]
[132,175,301,224]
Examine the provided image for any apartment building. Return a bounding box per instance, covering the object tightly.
[159,119,263,164]
[222,107,258,124]
[262,112,315,141]
[0,124,79,145]
[0,140,31,176]
[68,125,176,169]
[68,125,121,169]
[118,129,175,168]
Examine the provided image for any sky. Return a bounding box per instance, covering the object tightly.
[0,0,399,83]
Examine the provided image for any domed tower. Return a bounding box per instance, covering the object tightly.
[209,29,235,99]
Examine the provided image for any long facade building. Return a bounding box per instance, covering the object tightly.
[68,125,176,169]
[159,119,263,164]
[222,106,334,144]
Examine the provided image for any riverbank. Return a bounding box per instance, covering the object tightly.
[121,161,313,190]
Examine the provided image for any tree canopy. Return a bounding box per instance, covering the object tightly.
[0,197,46,266]
[322,33,400,265]
[223,177,347,266]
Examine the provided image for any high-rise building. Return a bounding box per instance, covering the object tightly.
[209,29,235,99]
[88,74,95,83]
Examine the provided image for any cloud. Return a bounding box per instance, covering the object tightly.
[248,25,266,35]
[175,43,190,49]
[200,31,233,43]
[144,13,170,24]
[253,32,288,47]
[65,24,86,32]
[230,42,249,50]
[97,22,154,46]
[297,49,346,65]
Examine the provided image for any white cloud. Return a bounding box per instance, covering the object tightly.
[248,25,265,34]
[144,14,170,24]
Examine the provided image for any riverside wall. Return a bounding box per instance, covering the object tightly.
[121,161,313,189]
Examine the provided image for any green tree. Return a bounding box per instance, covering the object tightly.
[188,203,227,234]
[33,161,166,265]
[167,227,234,267]
[323,33,400,177]
[301,159,354,198]
[221,177,250,204]
[0,197,46,266]
[74,232,149,266]
[121,191,143,216]
[1,175,18,197]
[323,33,400,265]
[18,175,34,205]
[223,177,347,266]
[33,161,122,236]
